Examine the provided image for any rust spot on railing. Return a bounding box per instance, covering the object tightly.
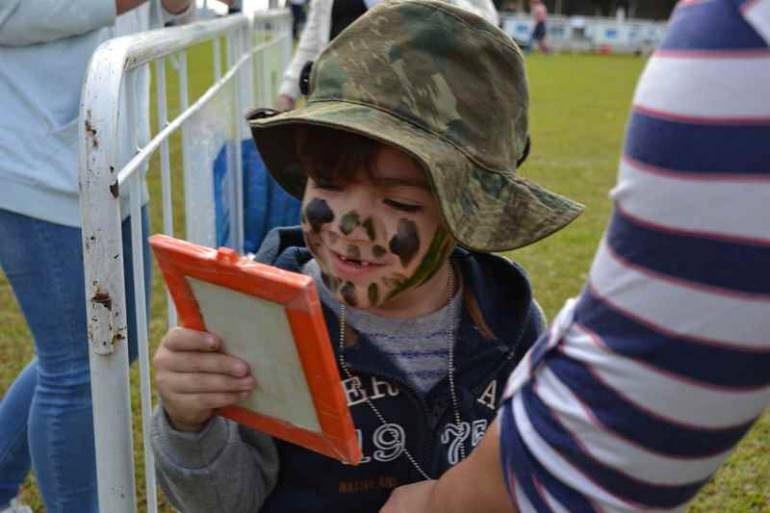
[85,112,99,149]
[92,288,112,311]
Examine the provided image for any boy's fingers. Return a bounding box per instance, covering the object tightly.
[163,372,255,394]
[172,391,250,414]
[156,350,251,378]
[162,327,220,352]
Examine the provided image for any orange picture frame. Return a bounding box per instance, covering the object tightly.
[150,234,361,465]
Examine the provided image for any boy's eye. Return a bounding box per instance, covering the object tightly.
[383,199,422,213]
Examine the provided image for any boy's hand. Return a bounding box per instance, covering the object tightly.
[153,327,256,432]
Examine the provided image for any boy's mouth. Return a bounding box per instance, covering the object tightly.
[331,251,383,276]
[339,255,371,267]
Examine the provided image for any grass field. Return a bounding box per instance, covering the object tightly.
[2,50,768,512]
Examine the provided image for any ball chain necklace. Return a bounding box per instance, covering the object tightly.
[335,265,466,480]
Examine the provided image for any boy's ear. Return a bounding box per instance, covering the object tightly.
[516,136,531,168]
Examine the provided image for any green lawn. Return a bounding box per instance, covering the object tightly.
[2,50,768,512]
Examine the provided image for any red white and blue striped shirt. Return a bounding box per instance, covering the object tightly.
[498,1,770,511]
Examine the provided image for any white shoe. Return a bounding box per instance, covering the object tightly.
[0,499,32,513]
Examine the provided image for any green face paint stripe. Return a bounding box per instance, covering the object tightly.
[385,227,452,300]
[373,245,387,258]
[362,217,376,241]
[339,211,360,235]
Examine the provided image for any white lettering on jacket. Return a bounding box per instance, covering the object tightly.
[342,376,400,407]
[477,380,498,410]
[441,419,489,465]
[355,424,406,464]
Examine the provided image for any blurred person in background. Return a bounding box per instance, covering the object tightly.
[528,0,549,53]
[0,1,233,512]
[382,0,770,511]
[275,0,499,111]
[289,0,308,39]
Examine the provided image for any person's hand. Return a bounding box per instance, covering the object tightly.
[153,327,256,432]
[380,480,437,513]
[276,94,296,112]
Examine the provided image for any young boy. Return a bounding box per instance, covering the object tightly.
[150,1,582,512]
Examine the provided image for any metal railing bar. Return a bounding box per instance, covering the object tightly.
[154,57,178,328]
[213,37,222,80]
[129,171,158,513]
[117,51,251,186]
[125,72,159,513]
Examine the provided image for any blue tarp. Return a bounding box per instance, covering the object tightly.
[213,139,301,253]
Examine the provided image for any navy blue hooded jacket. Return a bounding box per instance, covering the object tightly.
[255,227,544,513]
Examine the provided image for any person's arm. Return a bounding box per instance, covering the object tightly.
[0,0,198,46]
[152,408,279,513]
[381,420,514,513]
[0,0,117,45]
[277,0,328,105]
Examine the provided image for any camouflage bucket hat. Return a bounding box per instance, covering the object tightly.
[248,0,583,252]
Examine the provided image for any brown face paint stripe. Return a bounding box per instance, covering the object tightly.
[340,281,358,307]
[386,227,453,300]
[362,217,376,241]
[304,198,335,233]
[303,230,322,251]
[347,245,361,260]
[388,219,420,267]
[339,211,360,235]
[321,272,342,293]
[367,283,380,306]
[381,273,407,289]
[372,245,387,259]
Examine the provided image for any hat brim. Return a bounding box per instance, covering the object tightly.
[248,100,583,252]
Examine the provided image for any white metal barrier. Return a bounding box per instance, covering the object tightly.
[78,10,292,513]
[500,13,667,53]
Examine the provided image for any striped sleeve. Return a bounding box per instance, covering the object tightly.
[498,1,770,512]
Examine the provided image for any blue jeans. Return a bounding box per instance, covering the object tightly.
[0,208,150,513]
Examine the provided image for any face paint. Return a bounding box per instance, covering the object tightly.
[386,227,453,300]
[304,198,335,232]
[347,245,361,261]
[388,219,420,267]
[372,245,387,259]
[340,281,358,307]
[303,230,322,252]
[322,272,341,293]
[382,273,408,289]
[301,146,453,315]
[367,283,380,306]
[339,211,360,235]
[362,217,376,241]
